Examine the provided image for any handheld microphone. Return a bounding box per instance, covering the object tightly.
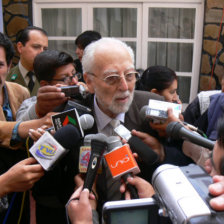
[166,122,215,150]
[104,136,140,199]
[79,134,103,173]
[79,114,94,130]
[140,105,151,122]
[114,124,159,165]
[49,112,94,133]
[29,124,81,171]
[83,134,107,191]
[140,101,181,123]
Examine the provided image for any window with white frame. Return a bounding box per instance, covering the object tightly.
[33,0,204,104]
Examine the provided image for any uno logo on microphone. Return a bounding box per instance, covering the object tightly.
[110,155,130,168]
[104,144,140,178]
[35,144,57,160]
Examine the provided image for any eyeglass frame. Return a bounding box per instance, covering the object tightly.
[87,71,140,86]
[51,72,82,84]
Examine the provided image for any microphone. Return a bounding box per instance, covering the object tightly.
[140,105,151,122]
[166,121,215,150]
[140,101,181,123]
[79,134,103,173]
[79,114,94,130]
[114,124,159,165]
[83,134,107,191]
[29,124,81,171]
[48,112,94,133]
[104,136,140,199]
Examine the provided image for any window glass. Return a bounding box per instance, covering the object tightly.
[148,8,195,39]
[93,8,137,37]
[148,42,193,72]
[177,76,191,103]
[42,8,82,36]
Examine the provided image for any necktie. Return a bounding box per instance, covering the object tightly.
[110,119,120,136]
[27,71,35,92]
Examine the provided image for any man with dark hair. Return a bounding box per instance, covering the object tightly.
[74,30,101,76]
[7,26,48,96]
[16,49,80,121]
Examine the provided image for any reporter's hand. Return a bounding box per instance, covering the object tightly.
[36,85,68,117]
[131,129,165,162]
[0,157,44,197]
[67,187,95,224]
[74,174,98,210]
[209,175,224,211]
[120,176,155,200]
[29,126,47,142]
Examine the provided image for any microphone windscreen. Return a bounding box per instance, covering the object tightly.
[166,121,183,139]
[140,105,148,121]
[53,124,81,149]
[106,136,122,152]
[80,114,94,130]
[128,135,159,165]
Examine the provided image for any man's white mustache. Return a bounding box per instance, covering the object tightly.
[114,91,130,99]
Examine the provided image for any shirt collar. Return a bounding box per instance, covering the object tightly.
[18,61,29,79]
[19,61,36,85]
[93,95,125,133]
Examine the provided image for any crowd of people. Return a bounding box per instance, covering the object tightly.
[0,25,224,224]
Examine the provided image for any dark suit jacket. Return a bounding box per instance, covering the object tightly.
[7,64,40,96]
[79,90,164,213]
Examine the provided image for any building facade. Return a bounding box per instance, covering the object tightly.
[2,0,224,105]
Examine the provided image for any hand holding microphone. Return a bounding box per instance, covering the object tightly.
[83,134,107,191]
[29,124,81,171]
[120,175,155,200]
[104,136,140,199]
[131,129,165,162]
[113,124,159,165]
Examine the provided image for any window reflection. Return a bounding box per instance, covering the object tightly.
[148,8,195,39]
[42,8,82,36]
[93,8,137,37]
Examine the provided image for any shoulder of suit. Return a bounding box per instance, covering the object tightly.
[5,81,29,95]
[8,64,19,75]
[132,90,164,111]
[134,90,164,101]
[7,64,21,80]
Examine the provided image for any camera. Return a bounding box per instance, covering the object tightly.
[102,198,164,224]
[60,85,87,99]
[146,99,182,123]
[103,164,224,224]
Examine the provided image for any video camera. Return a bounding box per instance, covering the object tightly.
[103,164,224,224]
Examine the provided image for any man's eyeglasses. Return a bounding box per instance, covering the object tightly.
[87,71,140,86]
[51,72,82,84]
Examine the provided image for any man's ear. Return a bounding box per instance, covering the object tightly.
[151,88,159,94]
[17,42,23,54]
[83,73,95,93]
